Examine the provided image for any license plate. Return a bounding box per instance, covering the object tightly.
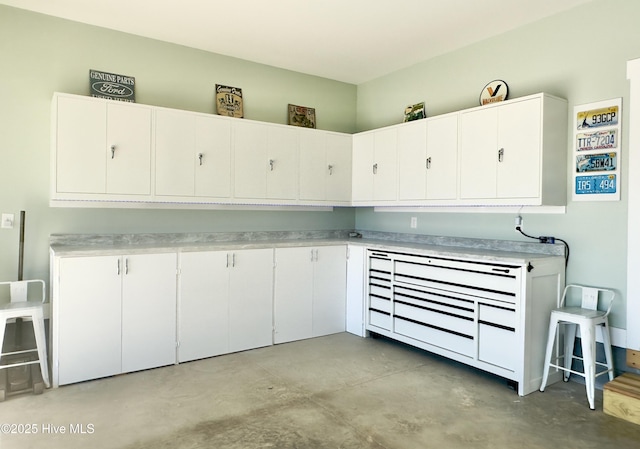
[576,152,617,172]
[577,105,619,129]
[575,174,616,195]
[576,129,617,151]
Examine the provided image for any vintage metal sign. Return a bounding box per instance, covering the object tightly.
[216,84,243,118]
[89,69,135,102]
[576,129,617,151]
[576,152,617,172]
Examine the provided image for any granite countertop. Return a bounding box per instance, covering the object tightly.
[50,230,565,264]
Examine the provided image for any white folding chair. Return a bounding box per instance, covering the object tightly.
[0,280,50,398]
[539,284,615,409]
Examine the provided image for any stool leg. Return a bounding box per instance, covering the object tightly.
[580,323,596,410]
[540,316,558,392]
[0,318,6,362]
[31,309,50,388]
[600,320,615,381]
[564,322,577,382]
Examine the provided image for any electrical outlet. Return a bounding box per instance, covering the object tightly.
[1,213,14,229]
[514,215,523,228]
[410,217,418,229]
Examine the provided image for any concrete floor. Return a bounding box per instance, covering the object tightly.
[1,332,640,449]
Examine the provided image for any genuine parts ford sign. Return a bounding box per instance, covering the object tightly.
[89,69,136,102]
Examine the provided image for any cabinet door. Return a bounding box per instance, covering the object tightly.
[233,121,267,199]
[426,114,458,200]
[274,247,314,343]
[325,133,352,202]
[106,102,152,195]
[299,129,327,201]
[195,115,232,197]
[55,95,107,194]
[228,249,274,352]
[57,256,122,385]
[459,108,499,199]
[266,126,298,199]
[373,128,398,201]
[496,99,541,198]
[121,253,177,373]
[351,133,374,201]
[312,246,347,337]
[397,120,427,200]
[178,251,229,362]
[155,109,196,196]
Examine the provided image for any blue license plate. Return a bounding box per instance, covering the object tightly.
[575,174,616,194]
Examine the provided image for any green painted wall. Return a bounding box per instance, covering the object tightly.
[0,6,357,284]
[355,0,640,330]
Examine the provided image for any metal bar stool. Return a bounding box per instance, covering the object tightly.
[0,280,50,400]
[539,284,615,409]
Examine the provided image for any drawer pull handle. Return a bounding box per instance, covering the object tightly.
[491,268,510,273]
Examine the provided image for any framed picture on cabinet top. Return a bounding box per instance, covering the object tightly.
[288,104,316,128]
[216,84,244,118]
[403,102,426,122]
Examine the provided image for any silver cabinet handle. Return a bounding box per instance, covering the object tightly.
[198,153,204,165]
[426,157,432,169]
[328,164,334,175]
[498,148,504,162]
[226,253,230,268]
[117,259,121,275]
[373,163,378,174]
[269,159,275,171]
[125,258,129,275]
[232,253,236,267]
[110,145,116,159]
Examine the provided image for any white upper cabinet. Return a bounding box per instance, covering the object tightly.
[459,93,567,206]
[425,114,458,200]
[53,94,151,197]
[233,121,298,201]
[397,119,428,201]
[352,127,398,203]
[299,129,352,204]
[155,109,231,198]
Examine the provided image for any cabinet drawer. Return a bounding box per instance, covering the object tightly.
[394,302,474,337]
[394,285,474,319]
[394,317,474,357]
[368,310,391,330]
[369,284,391,298]
[370,296,391,314]
[478,324,516,371]
[394,260,519,302]
[370,256,392,272]
[479,304,516,329]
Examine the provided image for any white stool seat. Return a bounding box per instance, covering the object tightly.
[0,280,50,392]
[539,284,615,410]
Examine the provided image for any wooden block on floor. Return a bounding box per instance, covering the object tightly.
[628,349,640,370]
[604,373,640,425]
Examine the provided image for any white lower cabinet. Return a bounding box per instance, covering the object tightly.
[178,249,274,360]
[274,246,347,344]
[53,252,177,386]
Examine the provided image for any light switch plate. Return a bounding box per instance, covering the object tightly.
[1,213,14,229]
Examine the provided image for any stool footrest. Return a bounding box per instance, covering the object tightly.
[0,360,39,370]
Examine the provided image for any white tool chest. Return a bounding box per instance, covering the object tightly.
[365,249,565,396]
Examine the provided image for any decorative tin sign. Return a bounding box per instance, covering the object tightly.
[216,84,243,118]
[479,80,508,105]
[572,98,622,201]
[89,69,135,102]
[403,102,426,122]
[288,104,316,128]
[576,129,618,151]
